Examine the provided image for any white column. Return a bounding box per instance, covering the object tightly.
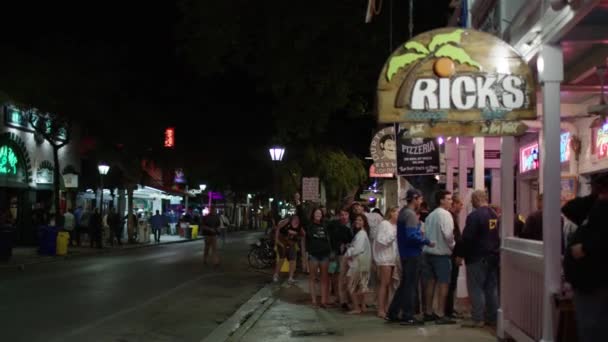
[446,140,455,192]
[491,168,501,205]
[539,44,563,342]
[458,143,468,229]
[397,175,402,208]
[497,136,515,339]
[446,165,454,193]
[474,137,485,190]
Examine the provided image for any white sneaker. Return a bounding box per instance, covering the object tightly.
[273,274,279,283]
[287,278,296,285]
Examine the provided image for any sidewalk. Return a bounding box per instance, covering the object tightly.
[233,278,496,342]
[1,234,202,269]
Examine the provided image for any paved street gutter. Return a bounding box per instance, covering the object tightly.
[201,282,280,342]
[0,237,204,271]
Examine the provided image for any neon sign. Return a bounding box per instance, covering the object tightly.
[4,105,68,141]
[0,146,18,175]
[560,132,571,163]
[164,127,175,148]
[596,123,608,159]
[520,142,539,173]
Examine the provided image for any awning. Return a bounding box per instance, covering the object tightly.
[141,170,193,198]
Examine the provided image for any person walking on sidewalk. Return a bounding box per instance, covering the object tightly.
[79,207,91,246]
[202,207,221,266]
[218,211,230,246]
[421,190,456,325]
[386,189,435,326]
[107,207,122,246]
[345,214,371,315]
[455,190,500,329]
[373,207,398,319]
[89,208,103,249]
[305,207,333,308]
[328,207,354,310]
[63,208,76,247]
[150,210,165,243]
[446,194,464,319]
[273,215,304,284]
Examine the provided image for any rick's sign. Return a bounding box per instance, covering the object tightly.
[377,28,536,136]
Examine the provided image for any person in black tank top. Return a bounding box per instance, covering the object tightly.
[273,215,304,284]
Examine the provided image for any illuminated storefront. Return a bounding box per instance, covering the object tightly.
[1,104,81,244]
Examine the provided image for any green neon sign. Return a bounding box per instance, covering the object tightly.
[0,145,18,175]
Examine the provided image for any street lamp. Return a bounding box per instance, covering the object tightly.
[98,162,110,216]
[199,184,207,191]
[269,146,285,162]
[268,146,285,222]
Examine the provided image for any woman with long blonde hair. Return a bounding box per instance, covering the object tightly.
[345,214,372,314]
[373,207,399,318]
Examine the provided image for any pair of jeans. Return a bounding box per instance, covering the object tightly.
[466,258,498,323]
[387,255,421,320]
[445,256,460,316]
[153,229,161,242]
[574,287,608,342]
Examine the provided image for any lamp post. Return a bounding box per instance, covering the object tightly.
[268,146,285,221]
[98,163,110,217]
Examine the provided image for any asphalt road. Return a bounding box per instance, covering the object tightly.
[0,231,270,342]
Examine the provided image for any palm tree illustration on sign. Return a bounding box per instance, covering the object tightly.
[386,29,482,81]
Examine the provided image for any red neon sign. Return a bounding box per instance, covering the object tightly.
[164,127,175,148]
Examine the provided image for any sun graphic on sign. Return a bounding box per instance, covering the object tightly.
[386,29,482,81]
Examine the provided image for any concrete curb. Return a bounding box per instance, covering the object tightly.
[201,282,280,342]
[0,237,204,271]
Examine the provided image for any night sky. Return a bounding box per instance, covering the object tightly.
[0,0,452,189]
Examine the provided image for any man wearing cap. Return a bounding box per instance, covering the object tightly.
[562,174,608,342]
[386,189,435,325]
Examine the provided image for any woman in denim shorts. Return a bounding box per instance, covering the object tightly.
[306,208,332,308]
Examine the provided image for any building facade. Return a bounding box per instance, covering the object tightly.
[0,104,81,245]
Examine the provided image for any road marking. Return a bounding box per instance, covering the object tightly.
[53,273,218,342]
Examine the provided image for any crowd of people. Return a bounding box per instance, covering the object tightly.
[270,189,500,328]
[58,206,230,251]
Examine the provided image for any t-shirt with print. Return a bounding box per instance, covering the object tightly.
[458,206,500,264]
[306,222,332,258]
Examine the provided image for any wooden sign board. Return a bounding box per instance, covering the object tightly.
[369,126,397,174]
[302,177,320,202]
[377,28,536,124]
[403,121,528,137]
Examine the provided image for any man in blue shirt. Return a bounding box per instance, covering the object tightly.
[386,189,435,325]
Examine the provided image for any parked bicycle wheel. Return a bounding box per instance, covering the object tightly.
[248,247,267,269]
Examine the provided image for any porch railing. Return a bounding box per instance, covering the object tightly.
[501,237,544,342]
